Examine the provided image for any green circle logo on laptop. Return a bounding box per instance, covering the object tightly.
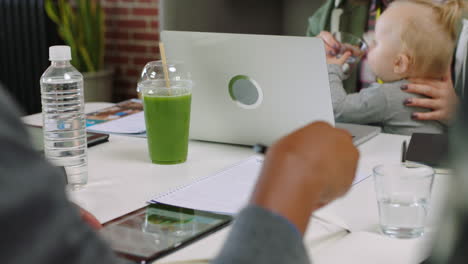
[228,75,263,109]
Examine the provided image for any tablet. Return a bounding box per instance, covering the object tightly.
[99,203,232,263]
[25,124,109,151]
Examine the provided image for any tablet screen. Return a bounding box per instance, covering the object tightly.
[99,203,232,262]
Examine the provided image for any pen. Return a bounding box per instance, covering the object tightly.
[253,144,268,155]
[401,140,407,163]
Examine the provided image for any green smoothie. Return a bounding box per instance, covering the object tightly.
[143,93,192,164]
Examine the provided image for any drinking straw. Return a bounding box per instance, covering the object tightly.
[159,42,171,89]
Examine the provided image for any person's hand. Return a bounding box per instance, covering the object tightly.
[78,206,102,230]
[250,122,359,235]
[327,51,352,65]
[317,31,357,66]
[317,31,341,56]
[403,71,459,125]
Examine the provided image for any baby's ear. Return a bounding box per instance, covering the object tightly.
[393,53,410,75]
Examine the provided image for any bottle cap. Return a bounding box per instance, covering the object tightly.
[49,46,72,61]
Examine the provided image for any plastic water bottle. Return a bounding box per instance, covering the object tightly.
[40,46,87,189]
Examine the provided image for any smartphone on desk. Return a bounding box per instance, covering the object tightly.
[100,203,232,263]
[25,124,110,152]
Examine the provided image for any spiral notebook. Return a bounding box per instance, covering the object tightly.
[150,156,372,215]
[150,156,263,214]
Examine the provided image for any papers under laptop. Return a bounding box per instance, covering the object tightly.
[87,112,146,135]
[85,99,146,136]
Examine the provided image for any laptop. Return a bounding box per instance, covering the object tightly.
[162,31,379,146]
[336,123,381,146]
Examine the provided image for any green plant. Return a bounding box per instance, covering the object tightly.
[45,0,105,73]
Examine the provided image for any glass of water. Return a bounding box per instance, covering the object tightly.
[373,164,435,239]
[332,31,368,74]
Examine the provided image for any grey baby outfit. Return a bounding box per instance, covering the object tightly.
[328,64,445,135]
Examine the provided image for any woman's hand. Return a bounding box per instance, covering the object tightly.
[403,72,459,125]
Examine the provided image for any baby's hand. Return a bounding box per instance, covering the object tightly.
[318,31,341,55]
[326,51,352,66]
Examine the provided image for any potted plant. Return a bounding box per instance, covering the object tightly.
[45,0,114,102]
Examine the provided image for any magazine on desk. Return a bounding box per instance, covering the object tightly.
[86,99,147,135]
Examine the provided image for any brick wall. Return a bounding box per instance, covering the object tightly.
[102,0,160,101]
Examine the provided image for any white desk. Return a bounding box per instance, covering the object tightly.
[23,103,449,264]
[22,103,254,223]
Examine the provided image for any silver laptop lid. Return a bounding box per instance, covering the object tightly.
[161,31,334,146]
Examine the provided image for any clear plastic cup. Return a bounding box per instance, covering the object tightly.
[138,61,192,164]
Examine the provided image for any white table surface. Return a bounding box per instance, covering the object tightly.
[23,103,449,264]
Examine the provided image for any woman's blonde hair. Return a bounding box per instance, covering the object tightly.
[396,0,465,77]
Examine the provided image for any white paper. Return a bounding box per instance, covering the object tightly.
[353,163,372,185]
[151,156,263,214]
[151,156,372,215]
[87,112,146,134]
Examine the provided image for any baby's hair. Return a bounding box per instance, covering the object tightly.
[394,0,465,78]
[410,0,464,40]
